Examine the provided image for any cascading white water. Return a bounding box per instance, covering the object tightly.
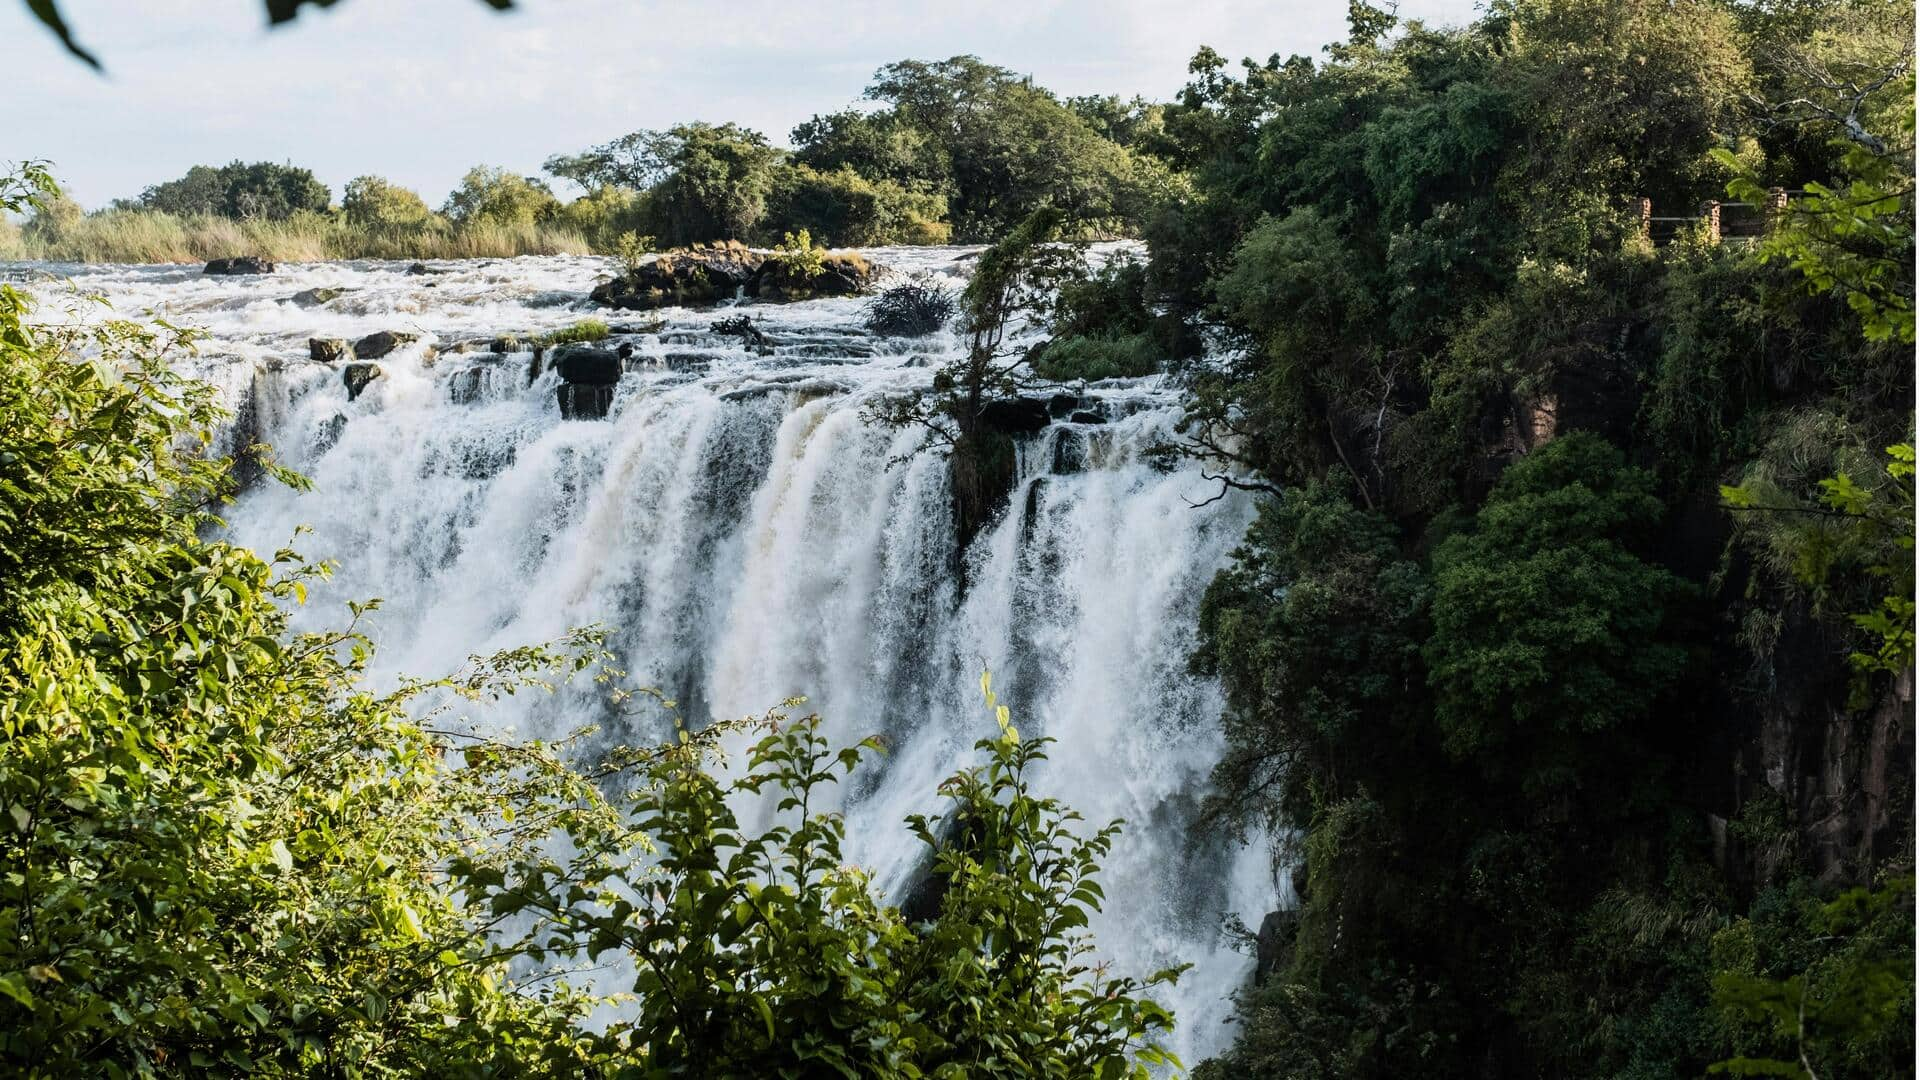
[16,248,1278,1064]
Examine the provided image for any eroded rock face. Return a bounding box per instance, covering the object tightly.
[353,331,420,360]
[342,363,382,401]
[978,397,1053,436]
[556,383,616,420]
[309,338,352,363]
[589,242,877,310]
[551,345,622,420]
[551,345,621,385]
[204,256,275,275]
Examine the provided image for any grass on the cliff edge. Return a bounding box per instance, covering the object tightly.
[0,209,592,263]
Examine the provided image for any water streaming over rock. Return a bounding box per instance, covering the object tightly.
[17,248,1278,1063]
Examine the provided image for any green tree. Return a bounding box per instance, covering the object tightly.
[139,160,332,222]
[1425,433,1691,783]
[440,165,558,227]
[340,174,439,231]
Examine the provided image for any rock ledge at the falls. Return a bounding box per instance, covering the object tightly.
[589,241,876,310]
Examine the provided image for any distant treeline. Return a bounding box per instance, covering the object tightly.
[0,55,1179,262]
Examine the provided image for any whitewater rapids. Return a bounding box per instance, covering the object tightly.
[13,247,1277,1064]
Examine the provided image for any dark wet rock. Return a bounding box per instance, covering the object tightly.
[556,383,615,420]
[1051,430,1087,474]
[289,286,346,307]
[1047,393,1082,418]
[204,256,274,275]
[1253,909,1300,986]
[342,363,382,401]
[552,345,621,385]
[314,413,348,455]
[404,262,445,275]
[353,330,420,360]
[488,334,527,354]
[309,337,352,363]
[1069,410,1106,425]
[448,361,508,405]
[978,397,1052,436]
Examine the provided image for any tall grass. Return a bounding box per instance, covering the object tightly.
[3,209,593,264]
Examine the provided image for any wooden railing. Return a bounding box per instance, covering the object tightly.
[1636,189,1795,246]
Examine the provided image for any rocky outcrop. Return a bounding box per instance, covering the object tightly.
[342,363,382,401]
[589,241,877,310]
[310,338,352,363]
[204,256,275,275]
[290,286,347,306]
[551,345,620,385]
[1253,910,1299,986]
[753,255,876,301]
[353,331,420,360]
[978,397,1053,436]
[552,345,621,420]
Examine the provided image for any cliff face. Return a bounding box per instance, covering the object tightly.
[1733,616,1915,886]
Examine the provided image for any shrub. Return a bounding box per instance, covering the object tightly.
[1026,332,1161,381]
[541,318,611,345]
[441,166,560,228]
[341,175,439,232]
[768,228,826,280]
[865,273,957,335]
[767,163,951,246]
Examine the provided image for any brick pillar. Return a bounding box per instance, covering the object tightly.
[1637,197,1652,241]
[1766,187,1788,232]
[1703,200,1721,244]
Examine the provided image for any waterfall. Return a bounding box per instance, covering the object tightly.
[24,248,1277,1064]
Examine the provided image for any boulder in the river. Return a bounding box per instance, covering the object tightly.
[978,396,1053,436]
[289,286,346,306]
[556,383,616,420]
[353,330,420,360]
[309,337,352,363]
[204,256,275,275]
[404,262,445,275]
[551,345,621,385]
[342,363,382,401]
[551,345,621,420]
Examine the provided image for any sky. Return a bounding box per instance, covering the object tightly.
[7,0,1482,208]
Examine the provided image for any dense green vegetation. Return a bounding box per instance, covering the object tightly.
[1145,2,1914,1076]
